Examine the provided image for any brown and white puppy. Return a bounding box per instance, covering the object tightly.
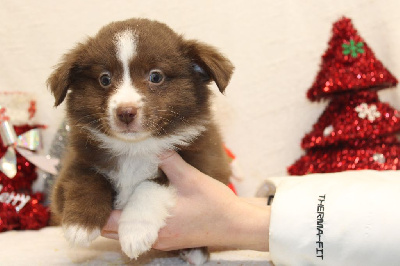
[48,18,233,264]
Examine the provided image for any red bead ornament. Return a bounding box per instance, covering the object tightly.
[307,17,398,101]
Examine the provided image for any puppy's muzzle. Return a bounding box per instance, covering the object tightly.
[116,105,138,125]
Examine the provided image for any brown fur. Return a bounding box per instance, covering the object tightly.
[48,18,233,260]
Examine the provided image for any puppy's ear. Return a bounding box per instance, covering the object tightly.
[183,40,234,93]
[47,44,85,106]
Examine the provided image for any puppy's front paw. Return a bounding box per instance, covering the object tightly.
[63,224,101,246]
[118,182,176,259]
[180,247,210,265]
[118,219,161,259]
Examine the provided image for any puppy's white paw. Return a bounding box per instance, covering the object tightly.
[118,181,176,259]
[63,225,101,246]
[118,220,161,259]
[180,248,210,265]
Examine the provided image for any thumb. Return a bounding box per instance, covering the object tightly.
[101,210,121,240]
[159,151,200,184]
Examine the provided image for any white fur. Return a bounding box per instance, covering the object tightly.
[115,30,137,67]
[118,181,176,259]
[91,123,206,156]
[180,248,209,265]
[86,124,205,258]
[63,225,101,247]
[89,124,206,209]
[109,30,143,132]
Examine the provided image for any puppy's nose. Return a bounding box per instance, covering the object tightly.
[116,106,138,125]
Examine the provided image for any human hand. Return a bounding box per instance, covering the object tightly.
[153,151,241,250]
[101,151,270,252]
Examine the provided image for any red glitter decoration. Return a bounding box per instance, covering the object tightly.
[288,17,400,175]
[18,193,49,230]
[307,17,398,101]
[288,139,400,175]
[302,91,400,149]
[0,123,49,232]
[0,190,49,232]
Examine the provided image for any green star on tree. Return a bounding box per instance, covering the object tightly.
[342,39,364,58]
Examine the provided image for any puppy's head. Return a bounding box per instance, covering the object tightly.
[48,18,233,142]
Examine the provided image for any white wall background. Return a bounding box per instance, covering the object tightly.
[1,0,399,196]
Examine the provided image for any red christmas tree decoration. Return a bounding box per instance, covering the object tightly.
[302,91,400,149]
[288,17,400,175]
[289,140,400,174]
[0,93,50,231]
[307,17,398,101]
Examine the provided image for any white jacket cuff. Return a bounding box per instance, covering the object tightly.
[269,170,400,266]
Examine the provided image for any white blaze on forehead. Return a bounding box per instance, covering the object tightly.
[109,30,143,118]
[115,30,137,70]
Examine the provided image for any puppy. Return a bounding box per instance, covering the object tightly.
[48,18,233,264]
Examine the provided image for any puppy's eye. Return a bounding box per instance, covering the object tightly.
[99,73,112,88]
[148,70,164,84]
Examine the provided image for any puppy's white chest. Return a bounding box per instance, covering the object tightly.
[90,125,206,209]
[110,154,159,209]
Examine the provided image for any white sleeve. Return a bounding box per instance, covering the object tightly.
[268,170,400,266]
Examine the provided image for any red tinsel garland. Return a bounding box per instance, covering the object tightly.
[0,188,49,232]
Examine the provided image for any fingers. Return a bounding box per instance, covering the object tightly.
[101,210,121,240]
[102,152,199,241]
[159,151,201,184]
